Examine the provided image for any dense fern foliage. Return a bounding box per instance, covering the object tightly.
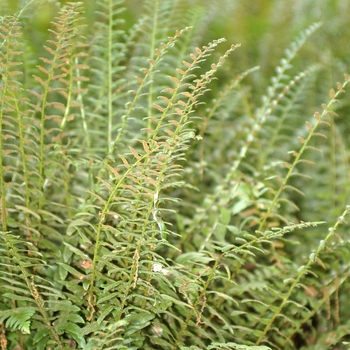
[1,0,350,349]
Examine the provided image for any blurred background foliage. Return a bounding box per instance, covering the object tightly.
[2,0,349,106]
[3,0,350,85]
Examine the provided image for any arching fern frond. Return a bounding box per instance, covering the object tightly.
[0,232,74,350]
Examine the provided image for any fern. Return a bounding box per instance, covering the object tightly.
[1,1,350,349]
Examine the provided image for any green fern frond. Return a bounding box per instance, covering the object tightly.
[0,232,66,349]
[256,205,350,345]
[0,307,35,334]
[259,75,350,230]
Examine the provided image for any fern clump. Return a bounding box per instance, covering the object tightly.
[1,1,350,349]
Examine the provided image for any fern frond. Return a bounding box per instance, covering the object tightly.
[259,74,350,230]
[256,205,350,345]
[0,232,66,349]
[86,0,127,157]
[0,14,26,233]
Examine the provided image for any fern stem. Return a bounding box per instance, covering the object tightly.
[75,56,90,148]
[146,0,159,140]
[107,0,114,153]
[0,81,8,233]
